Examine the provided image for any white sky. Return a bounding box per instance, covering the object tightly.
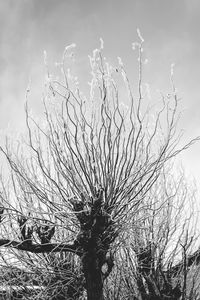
[0,0,200,182]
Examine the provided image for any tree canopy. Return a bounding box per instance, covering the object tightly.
[0,35,199,300]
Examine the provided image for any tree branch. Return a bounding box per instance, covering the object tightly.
[170,248,200,276]
[0,239,82,255]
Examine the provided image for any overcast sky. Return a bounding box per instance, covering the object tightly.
[0,0,200,182]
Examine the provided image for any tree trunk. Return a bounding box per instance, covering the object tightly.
[82,255,104,300]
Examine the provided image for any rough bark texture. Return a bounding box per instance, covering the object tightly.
[72,188,115,300]
[82,255,104,300]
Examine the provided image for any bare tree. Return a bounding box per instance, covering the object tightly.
[0,34,198,299]
[104,166,200,300]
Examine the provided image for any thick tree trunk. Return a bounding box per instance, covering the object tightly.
[85,268,104,300]
[73,188,115,300]
[82,255,104,300]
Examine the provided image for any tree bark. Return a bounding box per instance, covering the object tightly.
[0,239,81,254]
[82,255,104,300]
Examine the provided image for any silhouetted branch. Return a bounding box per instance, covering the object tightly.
[170,248,200,276]
[0,239,81,255]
